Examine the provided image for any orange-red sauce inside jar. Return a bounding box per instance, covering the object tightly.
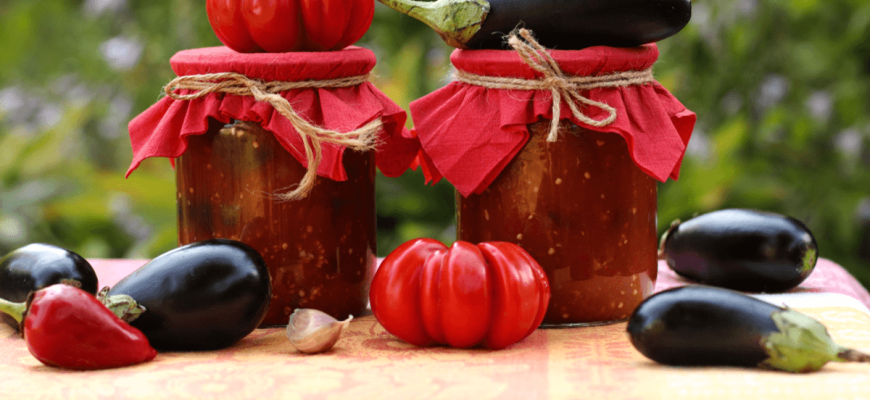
[176,119,376,326]
[457,121,657,326]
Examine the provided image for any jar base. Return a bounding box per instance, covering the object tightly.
[538,318,628,329]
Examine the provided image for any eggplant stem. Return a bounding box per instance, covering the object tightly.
[838,348,870,363]
[377,0,490,48]
[0,298,26,325]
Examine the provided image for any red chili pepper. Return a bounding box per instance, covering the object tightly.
[370,239,551,350]
[206,0,375,53]
[0,284,157,370]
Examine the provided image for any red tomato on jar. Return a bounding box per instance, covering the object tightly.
[206,0,375,53]
[370,239,550,350]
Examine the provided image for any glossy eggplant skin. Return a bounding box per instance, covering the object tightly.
[467,0,692,49]
[107,239,271,351]
[0,244,98,329]
[627,285,781,367]
[661,209,818,293]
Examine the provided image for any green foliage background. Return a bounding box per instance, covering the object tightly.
[1,0,870,287]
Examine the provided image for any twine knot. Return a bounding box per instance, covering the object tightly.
[455,28,655,142]
[163,72,381,201]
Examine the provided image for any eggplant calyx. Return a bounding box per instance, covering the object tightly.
[377,0,490,48]
[759,309,862,372]
[98,287,146,323]
[799,247,818,275]
[657,219,680,260]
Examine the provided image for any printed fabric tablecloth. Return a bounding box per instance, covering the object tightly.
[0,258,869,400]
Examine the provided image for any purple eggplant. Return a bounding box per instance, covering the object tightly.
[660,209,818,293]
[106,239,271,351]
[0,244,98,330]
[378,0,692,50]
[627,286,870,372]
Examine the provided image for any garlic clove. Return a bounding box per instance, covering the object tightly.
[286,308,353,354]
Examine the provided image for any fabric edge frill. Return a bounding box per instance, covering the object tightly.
[126,82,418,182]
[409,80,696,197]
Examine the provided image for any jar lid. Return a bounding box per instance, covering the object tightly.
[169,46,376,82]
[127,46,418,186]
[450,44,658,79]
[410,44,696,197]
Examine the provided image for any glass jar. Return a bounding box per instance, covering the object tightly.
[175,119,376,326]
[457,121,658,326]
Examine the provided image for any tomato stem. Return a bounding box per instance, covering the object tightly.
[377,0,490,48]
[0,298,27,325]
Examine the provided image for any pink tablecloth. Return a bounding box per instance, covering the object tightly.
[655,257,870,307]
[96,257,870,309]
[0,257,868,400]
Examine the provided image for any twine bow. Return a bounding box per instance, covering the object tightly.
[164,72,381,201]
[454,28,655,142]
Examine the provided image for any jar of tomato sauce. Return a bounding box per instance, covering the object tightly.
[410,41,696,326]
[126,46,418,326]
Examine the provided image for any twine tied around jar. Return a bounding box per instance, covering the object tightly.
[454,28,656,142]
[163,72,382,201]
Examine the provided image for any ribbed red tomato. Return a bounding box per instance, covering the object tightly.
[206,0,375,53]
[370,239,550,350]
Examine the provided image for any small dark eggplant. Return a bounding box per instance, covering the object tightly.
[106,239,271,351]
[627,285,870,372]
[377,0,692,50]
[659,209,818,292]
[0,244,98,329]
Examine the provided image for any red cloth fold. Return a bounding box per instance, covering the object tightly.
[409,44,696,196]
[127,46,418,180]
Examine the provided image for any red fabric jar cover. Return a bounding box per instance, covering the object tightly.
[127,46,419,181]
[409,44,697,197]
